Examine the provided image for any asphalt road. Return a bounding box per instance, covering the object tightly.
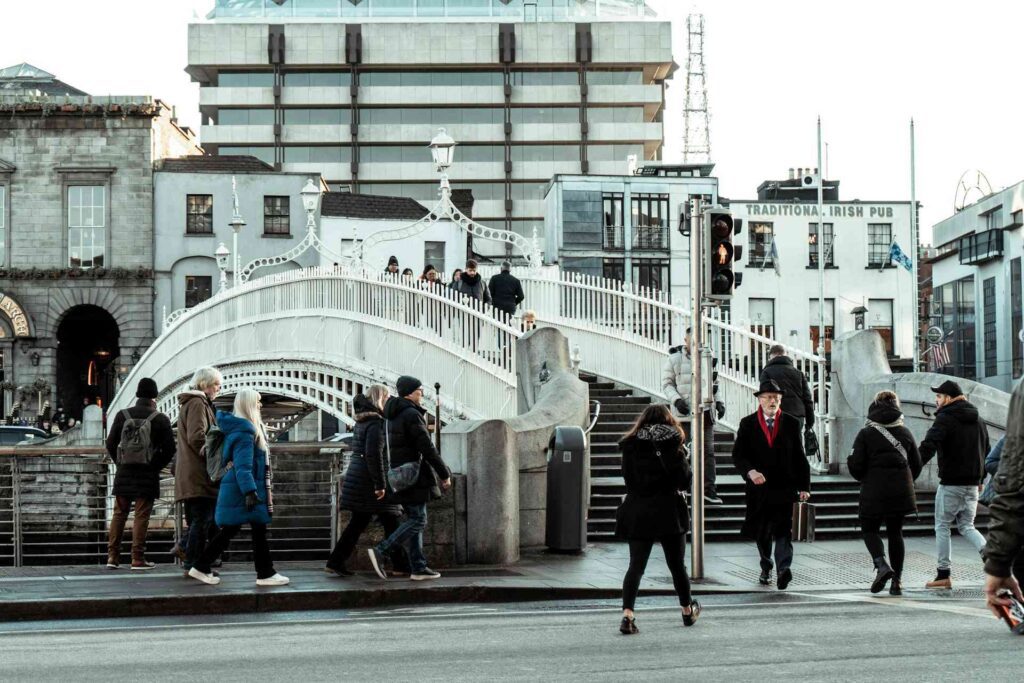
[0,591,1017,681]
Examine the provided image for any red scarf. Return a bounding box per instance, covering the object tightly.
[757,407,783,448]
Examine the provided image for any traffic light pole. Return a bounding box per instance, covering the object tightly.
[689,196,705,580]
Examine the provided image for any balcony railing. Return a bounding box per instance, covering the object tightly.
[633,224,669,250]
[959,229,1004,265]
[604,224,625,250]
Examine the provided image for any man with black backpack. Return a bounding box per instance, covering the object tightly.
[104,378,176,569]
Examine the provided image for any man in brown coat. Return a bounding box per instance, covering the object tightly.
[174,366,222,572]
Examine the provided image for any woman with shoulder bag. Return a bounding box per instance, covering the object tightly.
[616,404,700,634]
[847,391,923,595]
[325,386,410,577]
[188,389,289,587]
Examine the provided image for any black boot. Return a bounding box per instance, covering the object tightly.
[871,556,894,594]
[889,573,902,596]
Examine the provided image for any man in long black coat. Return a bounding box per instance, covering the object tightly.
[732,380,811,590]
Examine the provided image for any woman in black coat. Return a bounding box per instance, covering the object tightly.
[847,391,923,595]
[325,387,408,576]
[616,404,700,634]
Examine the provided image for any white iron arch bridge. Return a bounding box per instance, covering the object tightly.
[114,263,830,467]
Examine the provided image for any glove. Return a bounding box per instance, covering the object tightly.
[674,398,691,416]
[715,401,726,420]
[245,492,260,512]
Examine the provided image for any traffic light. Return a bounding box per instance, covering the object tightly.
[704,208,742,300]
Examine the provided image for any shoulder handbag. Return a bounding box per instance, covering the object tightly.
[384,418,423,493]
[871,424,908,462]
[653,445,690,528]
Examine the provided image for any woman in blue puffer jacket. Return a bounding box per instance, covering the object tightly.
[188,388,289,587]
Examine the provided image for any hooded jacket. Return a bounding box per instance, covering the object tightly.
[983,380,1024,578]
[758,355,815,421]
[339,395,403,516]
[662,346,693,419]
[453,271,490,305]
[214,410,272,527]
[847,402,923,519]
[174,390,219,501]
[382,396,451,504]
[615,424,692,540]
[919,397,989,486]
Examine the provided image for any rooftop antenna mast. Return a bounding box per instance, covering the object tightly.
[682,13,711,163]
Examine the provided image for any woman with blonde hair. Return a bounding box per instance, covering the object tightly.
[188,389,289,586]
[325,385,409,576]
[847,390,922,595]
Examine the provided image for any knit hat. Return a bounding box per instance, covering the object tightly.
[396,375,423,398]
[136,378,159,400]
[388,255,399,266]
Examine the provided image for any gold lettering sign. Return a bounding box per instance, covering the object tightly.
[0,294,31,337]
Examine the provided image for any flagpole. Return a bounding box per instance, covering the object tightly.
[817,117,825,358]
[910,118,920,372]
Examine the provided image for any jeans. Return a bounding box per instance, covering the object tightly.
[682,416,716,496]
[622,534,692,610]
[757,529,794,573]
[377,503,428,573]
[183,497,217,570]
[328,511,408,571]
[196,523,275,579]
[107,496,154,562]
[935,484,987,569]
[861,515,905,575]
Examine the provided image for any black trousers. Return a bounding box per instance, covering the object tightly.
[327,511,408,570]
[622,534,692,610]
[757,528,794,573]
[196,523,275,579]
[860,515,905,575]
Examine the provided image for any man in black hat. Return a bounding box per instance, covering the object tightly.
[104,378,176,570]
[920,379,989,589]
[732,379,810,589]
[369,375,452,582]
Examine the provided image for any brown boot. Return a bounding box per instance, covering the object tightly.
[106,553,120,569]
[925,575,952,589]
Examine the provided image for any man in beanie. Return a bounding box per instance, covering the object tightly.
[105,378,176,569]
[732,380,810,589]
[488,260,525,322]
[385,255,400,276]
[369,375,452,581]
[920,379,990,588]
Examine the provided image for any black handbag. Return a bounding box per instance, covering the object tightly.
[804,428,820,459]
[654,447,690,528]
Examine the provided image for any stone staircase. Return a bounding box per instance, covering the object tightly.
[582,373,987,542]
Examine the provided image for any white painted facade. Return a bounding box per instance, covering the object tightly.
[319,215,468,279]
[931,181,1024,392]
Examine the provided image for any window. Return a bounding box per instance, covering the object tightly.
[748,298,775,338]
[185,276,213,309]
[510,70,578,86]
[218,146,274,165]
[217,71,274,87]
[186,195,213,234]
[747,221,774,268]
[603,193,624,249]
[283,108,351,125]
[1012,258,1022,378]
[424,241,445,277]
[983,277,997,377]
[985,206,1002,230]
[587,69,644,85]
[631,258,669,293]
[936,278,977,378]
[67,186,105,268]
[808,222,834,267]
[587,107,645,123]
[361,71,502,87]
[808,298,836,354]
[283,71,351,88]
[867,223,892,267]
[263,196,290,235]
[0,185,5,266]
[867,299,894,355]
[958,229,1004,265]
[602,258,624,282]
[631,193,669,250]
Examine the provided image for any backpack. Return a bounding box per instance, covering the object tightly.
[202,423,231,483]
[116,409,159,466]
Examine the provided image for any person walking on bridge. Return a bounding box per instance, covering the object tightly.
[732,380,810,590]
[759,344,815,434]
[847,391,923,595]
[105,378,176,570]
[920,380,989,589]
[488,260,524,323]
[326,387,409,577]
[368,375,452,582]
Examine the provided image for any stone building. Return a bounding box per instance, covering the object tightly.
[0,64,200,422]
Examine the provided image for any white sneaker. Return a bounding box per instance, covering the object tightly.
[187,567,221,585]
[256,573,290,587]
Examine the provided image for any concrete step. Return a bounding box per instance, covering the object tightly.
[588,388,633,398]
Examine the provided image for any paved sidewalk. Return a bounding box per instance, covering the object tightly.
[0,537,988,622]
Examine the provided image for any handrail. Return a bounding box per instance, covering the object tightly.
[0,442,350,458]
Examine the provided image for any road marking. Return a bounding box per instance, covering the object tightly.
[789,590,994,620]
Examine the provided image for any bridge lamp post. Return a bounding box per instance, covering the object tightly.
[300,178,320,235]
[228,211,245,288]
[215,242,230,293]
[428,128,456,196]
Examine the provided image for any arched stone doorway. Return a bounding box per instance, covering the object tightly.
[56,305,119,419]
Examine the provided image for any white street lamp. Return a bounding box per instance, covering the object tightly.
[300,178,320,239]
[429,128,457,197]
[215,242,230,293]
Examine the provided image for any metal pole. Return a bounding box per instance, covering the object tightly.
[12,456,21,567]
[434,382,442,454]
[910,118,920,372]
[329,451,339,549]
[689,196,705,580]
[816,118,828,471]
[233,230,239,288]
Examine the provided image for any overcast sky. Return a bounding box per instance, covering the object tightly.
[3,0,1021,243]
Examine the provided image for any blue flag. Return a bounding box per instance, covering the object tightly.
[888,242,913,273]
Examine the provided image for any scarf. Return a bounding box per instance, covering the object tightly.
[757,407,782,448]
[866,417,904,429]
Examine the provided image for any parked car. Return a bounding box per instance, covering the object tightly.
[0,426,50,446]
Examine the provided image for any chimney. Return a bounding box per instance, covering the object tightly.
[797,167,804,179]
[813,167,819,175]
[788,168,795,180]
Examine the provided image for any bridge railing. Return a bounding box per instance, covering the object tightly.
[507,268,831,470]
[116,266,522,422]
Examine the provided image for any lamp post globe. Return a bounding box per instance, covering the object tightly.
[215,242,230,270]
[301,178,320,214]
[429,127,456,173]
